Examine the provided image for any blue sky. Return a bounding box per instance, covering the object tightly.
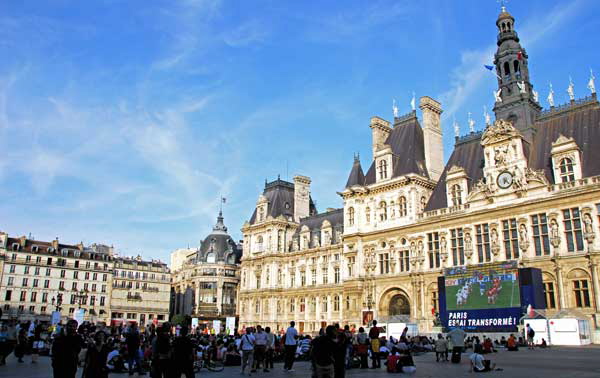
[1,0,599,262]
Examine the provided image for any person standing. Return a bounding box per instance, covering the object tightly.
[368,320,381,369]
[355,327,369,369]
[51,319,83,378]
[253,325,267,373]
[125,323,144,376]
[434,333,448,362]
[265,326,275,371]
[82,332,110,378]
[172,326,195,378]
[333,325,347,378]
[283,321,298,372]
[311,325,336,378]
[151,323,172,378]
[525,324,535,350]
[14,327,27,363]
[240,328,256,376]
[448,327,465,364]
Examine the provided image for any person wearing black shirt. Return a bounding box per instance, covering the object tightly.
[172,326,195,378]
[51,319,83,378]
[312,326,337,378]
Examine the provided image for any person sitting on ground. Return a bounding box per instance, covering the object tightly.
[539,338,547,348]
[506,334,518,351]
[482,338,495,354]
[500,336,507,346]
[470,343,497,373]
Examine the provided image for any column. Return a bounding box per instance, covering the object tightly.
[555,265,566,310]
[589,262,600,313]
[420,278,426,319]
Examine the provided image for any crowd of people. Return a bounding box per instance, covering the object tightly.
[0,316,550,377]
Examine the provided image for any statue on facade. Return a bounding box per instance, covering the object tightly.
[584,213,594,234]
[491,228,500,256]
[494,145,508,166]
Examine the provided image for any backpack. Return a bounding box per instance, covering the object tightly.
[528,328,535,338]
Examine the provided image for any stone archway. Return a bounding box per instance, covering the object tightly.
[379,288,411,322]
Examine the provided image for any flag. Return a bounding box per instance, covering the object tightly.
[517,51,523,61]
[484,65,494,71]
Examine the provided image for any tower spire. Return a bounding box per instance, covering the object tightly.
[492,6,541,142]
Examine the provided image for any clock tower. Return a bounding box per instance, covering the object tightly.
[492,5,542,143]
[479,119,529,197]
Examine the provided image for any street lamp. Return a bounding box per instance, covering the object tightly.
[74,289,88,309]
[51,293,63,312]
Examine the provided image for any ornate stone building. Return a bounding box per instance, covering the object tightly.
[239,7,600,341]
[170,212,242,327]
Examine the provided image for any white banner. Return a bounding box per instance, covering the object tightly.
[213,320,221,333]
[226,317,236,335]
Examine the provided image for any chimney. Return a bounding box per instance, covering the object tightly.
[52,237,59,249]
[419,96,444,182]
[293,175,311,222]
[19,235,27,247]
[370,116,392,160]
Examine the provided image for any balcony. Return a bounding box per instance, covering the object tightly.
[126,293,143,301]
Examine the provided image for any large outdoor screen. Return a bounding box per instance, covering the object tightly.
[444,261,521,311]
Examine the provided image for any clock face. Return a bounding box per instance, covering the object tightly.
[497,171,513,189]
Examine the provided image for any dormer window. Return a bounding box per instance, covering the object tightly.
[451,184,463,206]
[206,252,216,263]
[258,207,265,222]
[551,135,582,184]
[559,158,575,183]
[378,159,388,180]
[32,245,39,253]
[11,243,19,251]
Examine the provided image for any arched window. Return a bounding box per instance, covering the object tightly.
[420,196,427,213]
[398,196,407,217]
[501,22,506,32]
[513,60,521,79]
[379,201,387,221]
[559,158,575,182]
[503,61,510,79]
[333,295,340,311]
[255,300,260,314]
[300,298,306,312]
[348,207,355,226]
[290,298,295,312]
[451,184,463,206]
[206,252,216,263]
[365,207,371,223]
[378,159,388,180]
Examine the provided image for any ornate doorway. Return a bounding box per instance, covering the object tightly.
[378,288,411,322]
[389,294,410,316]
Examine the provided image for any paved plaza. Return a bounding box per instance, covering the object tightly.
[2,346,600,378]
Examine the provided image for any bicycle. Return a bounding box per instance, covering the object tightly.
[193,359,225,372]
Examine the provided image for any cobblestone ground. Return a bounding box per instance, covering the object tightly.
[2,346,600,378]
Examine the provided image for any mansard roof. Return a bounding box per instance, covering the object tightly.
[529,97,600,182]
[248,178,317,224]
[425,96,600,211]
[291,208,344,246]
[363,113,429,185]
[425,134,485,211]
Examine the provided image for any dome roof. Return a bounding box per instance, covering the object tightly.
[196,212,242,264]
[497,8,514,22]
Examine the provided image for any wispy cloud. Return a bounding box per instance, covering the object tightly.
[303,0,412,43]
[222,19,268,47]
[438,0,586,126]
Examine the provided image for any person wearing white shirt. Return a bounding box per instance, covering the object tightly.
[470,343,496,373]
[283,321,298,372]
[239,328,256,376]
